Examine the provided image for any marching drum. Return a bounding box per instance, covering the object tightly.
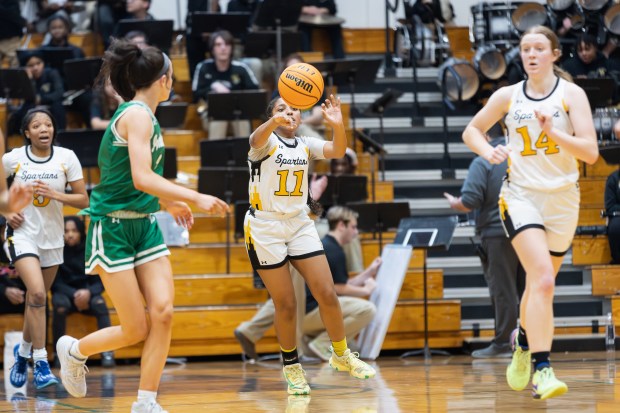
[578,0,609,11]
[547,0,576,11]
[593,108,620,142]
[511,2,549,32]
[473,43,507,79]
[437,58,480,101]
[470,2,519,47]
[605,4,620,35]
[394,21,437,68]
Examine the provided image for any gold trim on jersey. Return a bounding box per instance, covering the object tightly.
[498,194,508,220]
[250,186,263,211]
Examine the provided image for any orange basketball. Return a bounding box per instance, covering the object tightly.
[278,63,324,110]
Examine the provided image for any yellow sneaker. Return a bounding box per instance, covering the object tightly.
[329,349,376,379]
[506,329,531,391]
[531,367,568,400]
[283,363,310,395]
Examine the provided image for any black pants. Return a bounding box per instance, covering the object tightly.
[609,217,620,264]
[480,236,526,345]
[51,293,111,347]
[0,294,25,315]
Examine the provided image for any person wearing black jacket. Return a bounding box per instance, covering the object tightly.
[0,0,26,68]
[605,170,620,264]
[9,50,66,135]
[51,217,114,367]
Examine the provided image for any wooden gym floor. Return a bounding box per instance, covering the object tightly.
[0,352,618,412]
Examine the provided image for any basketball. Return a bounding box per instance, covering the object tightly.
[278,63,324,110]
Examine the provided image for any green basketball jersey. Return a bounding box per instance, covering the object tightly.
[89,101,165,218]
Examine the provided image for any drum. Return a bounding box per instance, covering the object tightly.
[578,0,609,11]
[393,22,436,68]
[593,107,620,142]
[605,4,620,35]
[511,2,549,32]
[470,2,519,47]
[547,0,576,11]
[474,44,506,79]
[437,58,480,101]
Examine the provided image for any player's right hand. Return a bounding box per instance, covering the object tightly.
[196,194,229,216]
[8,183,34,213]
[483,144,510,165]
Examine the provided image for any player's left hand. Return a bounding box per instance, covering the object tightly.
[32,180,57,201]
[165,201,194,229]
[321,94,343,127]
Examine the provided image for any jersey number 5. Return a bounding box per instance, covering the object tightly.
[33,193,50,207]
[516,125,560,156]
[274,170,304,197]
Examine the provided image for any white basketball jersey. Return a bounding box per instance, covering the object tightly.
[504,78,578,190]
[3,146,83,249]
[248,133,326,214]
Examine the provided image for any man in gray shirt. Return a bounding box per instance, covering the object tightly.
[444,123,525,358]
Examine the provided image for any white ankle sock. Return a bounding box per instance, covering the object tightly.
[137,390,157,402]
[18,340,32,358]
[70,341,87,360]
[32,348,47,363]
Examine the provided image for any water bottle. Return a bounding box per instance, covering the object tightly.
[606,313,616,354]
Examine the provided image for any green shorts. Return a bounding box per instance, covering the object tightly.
[85,214,170,274]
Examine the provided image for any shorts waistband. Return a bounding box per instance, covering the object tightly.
[106,210,151,219]
[249,207,303,221]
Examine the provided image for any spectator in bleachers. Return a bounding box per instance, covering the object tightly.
[90,77,123,129]
[228,0,257,14]
[605,169,620,265]
[35,1,75,32]
[0,217,26,315]
[299,0,345,59]
[124,29,148,49]
[444,123,525,358]
[192,30,260,139]
[42,14,92,128]
[561,33,610,79]
[96,0,127,48]
[125,0,153,20]
[9,50,66,135]
[51,217,114,367]
[0,0,26,68]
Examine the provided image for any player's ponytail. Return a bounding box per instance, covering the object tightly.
[96,39,170,101]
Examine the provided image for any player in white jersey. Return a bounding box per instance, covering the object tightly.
[463,26,598,400]
[244,95,376,395]
[3,108,89,390]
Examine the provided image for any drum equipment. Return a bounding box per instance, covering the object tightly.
[437,58,480,101]
[470,2,519,47]
[511,2,549,32]
[605,4,620,35]
[473,44,506,79]
[394,22,437,67]
[547,0,576,11]
[578,0,609,11]
[593,107,620,142]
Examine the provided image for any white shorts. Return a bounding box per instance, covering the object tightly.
[499,182,579,256]
[8,235,63,267]
[243,208,324,270]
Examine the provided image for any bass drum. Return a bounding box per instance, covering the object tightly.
[474,43,506,80]
[393,22,437,68]
[512,2,549,32]
[438,58,480,101]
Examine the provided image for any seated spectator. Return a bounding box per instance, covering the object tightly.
[42,14,91,127]
[299,0,345,59]
[0,217,25,315]
[35,0,75,32]
[124,29,148,49]
[562,33,611,79]
[0,0,26,68]
[605,169,620,265]
[90,77,122,130]
[9,50,65,135]
[192,30,260,140]
[51,217,115,367]
[96,0,128,48]
[125,0,153,20]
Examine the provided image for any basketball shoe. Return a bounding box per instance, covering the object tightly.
[10,344,29,388]
[33,360,59,389]
[56,336,89,397]
[329,348,376,379]
[286,395,311,413]
[131,399,169,413]
[506,328,531,391]
[283,363,310,395]
[531,367,568,400]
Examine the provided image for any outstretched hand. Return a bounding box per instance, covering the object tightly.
[321,94,343,127]
[165,201,195,229]
[195,194,230,217]
[7,183,34,213]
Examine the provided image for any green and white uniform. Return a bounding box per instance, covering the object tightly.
[85,101,170,273]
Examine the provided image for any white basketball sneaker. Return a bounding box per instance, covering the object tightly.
[56,336,89,398]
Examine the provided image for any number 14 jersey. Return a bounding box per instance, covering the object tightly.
[504,78,578,191]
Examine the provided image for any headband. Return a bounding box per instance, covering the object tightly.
[156,53,171,78]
